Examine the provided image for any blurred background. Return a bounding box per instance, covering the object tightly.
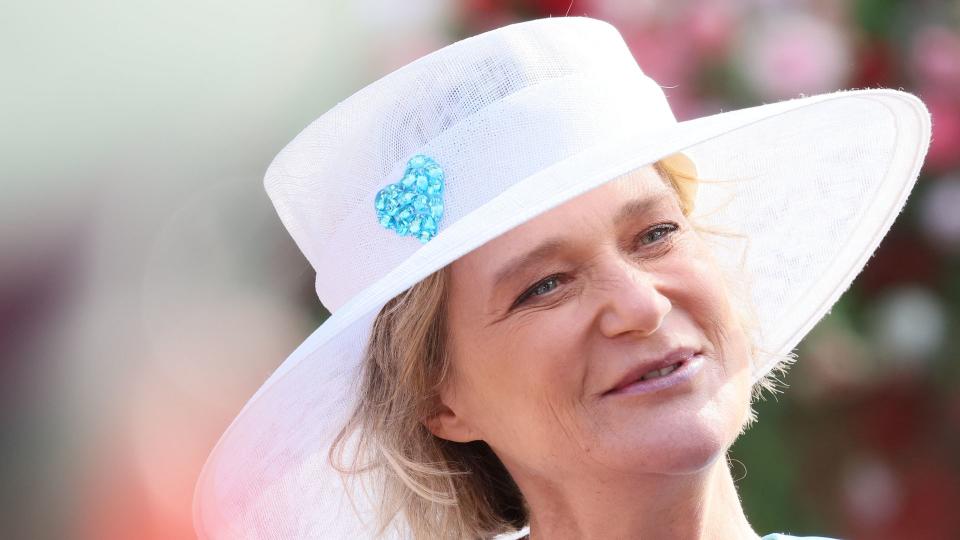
[2,0,958,538]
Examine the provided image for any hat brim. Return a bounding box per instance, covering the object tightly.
[194,88,930,538]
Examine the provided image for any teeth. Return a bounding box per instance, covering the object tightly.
[640,362,679,381]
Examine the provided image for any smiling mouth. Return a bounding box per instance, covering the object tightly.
[637,360,683,381]
[602,351,704,397]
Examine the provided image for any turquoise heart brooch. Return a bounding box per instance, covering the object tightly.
[374,154,445,244]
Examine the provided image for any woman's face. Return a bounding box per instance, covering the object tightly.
[433,165,755,482]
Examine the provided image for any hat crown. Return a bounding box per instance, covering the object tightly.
[264,17,675,311]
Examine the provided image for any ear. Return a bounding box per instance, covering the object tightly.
[422,400,480,443]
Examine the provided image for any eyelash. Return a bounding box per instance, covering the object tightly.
[638,223,677,246]
[511,222,680,309]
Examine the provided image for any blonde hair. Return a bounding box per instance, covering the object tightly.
[330,158,794,539]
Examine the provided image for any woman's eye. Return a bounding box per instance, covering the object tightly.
[513,274,562,308]
[638,223,679,246]
[531,276,559,296]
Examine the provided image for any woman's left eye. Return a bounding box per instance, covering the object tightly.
[638,223,679,246]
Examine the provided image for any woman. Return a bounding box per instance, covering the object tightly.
[193,16,930,539]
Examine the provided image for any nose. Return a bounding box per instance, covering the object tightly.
[595,256,672,338]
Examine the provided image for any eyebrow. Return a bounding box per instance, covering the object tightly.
[491,237,569,291]
[490,192,673,293]
[612,191,673,227]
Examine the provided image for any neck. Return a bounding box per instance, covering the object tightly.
[521,454,759,540]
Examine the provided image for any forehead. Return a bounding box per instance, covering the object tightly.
[466,164,671,257]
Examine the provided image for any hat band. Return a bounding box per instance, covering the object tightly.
[315,69,676,311]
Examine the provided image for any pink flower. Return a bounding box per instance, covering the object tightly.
[912,25,960,90]
[923,91,960,172]
[684,0,740,57]
[736,12,852,100]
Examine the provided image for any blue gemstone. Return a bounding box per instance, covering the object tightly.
[426,178,443,195]
[409,155,426,168]
[429,197,443,217]
[409,216,422,234]
[412,194,429,213]
[415,174,428,191]
[374,154,445,243]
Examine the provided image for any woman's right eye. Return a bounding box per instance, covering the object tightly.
[513,274,563,308]
[530,276,560,297]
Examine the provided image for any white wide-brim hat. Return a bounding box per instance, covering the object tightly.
[193,16,930,539]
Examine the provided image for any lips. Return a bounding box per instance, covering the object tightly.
[603,346,700,395]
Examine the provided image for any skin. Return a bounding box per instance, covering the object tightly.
[425,164,760,540]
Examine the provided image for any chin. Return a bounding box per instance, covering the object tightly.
[599,398,744,476]
[653,433,729,475]
[641,425,730,475]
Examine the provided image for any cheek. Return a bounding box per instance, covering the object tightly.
[677,242,748,361]
[670,240,755,417]
[451,309,592,448]
[684,247,755,424]
[501,305,595,397]
[465,286,587,372]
